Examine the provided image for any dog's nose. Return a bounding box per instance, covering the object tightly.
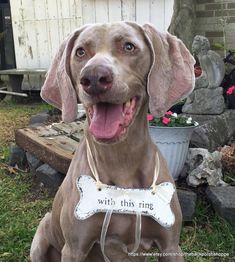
[80,65,113,95]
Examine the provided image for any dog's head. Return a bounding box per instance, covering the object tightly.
[41,22,195,143]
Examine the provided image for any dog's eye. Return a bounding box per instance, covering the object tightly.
[123,42,135,52]
[76,47,86,57]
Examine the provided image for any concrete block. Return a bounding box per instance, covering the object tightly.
[26,152,43,174]
[206,186,235,224]
[187,110,235,151]
[177,189,197,221]
[8,144,27,169]
[36,163,64,190]
[29,112,50,126]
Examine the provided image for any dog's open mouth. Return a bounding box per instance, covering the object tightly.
[88,97,138,141]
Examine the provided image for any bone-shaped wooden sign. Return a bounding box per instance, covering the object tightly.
[74,175,175,227]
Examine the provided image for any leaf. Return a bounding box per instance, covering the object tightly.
[212,42,224,50]
[0,252,12,257]
[7,166,18,175]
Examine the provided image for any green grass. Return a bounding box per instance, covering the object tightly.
[0,170,52,262]
[0,101,234,261]
[180,199,235,261]
[0,100,53,261]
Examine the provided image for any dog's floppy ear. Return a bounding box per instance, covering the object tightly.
[41,26,88,123]
[143,24,195,117]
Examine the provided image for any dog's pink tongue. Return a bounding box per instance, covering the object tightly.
[89,103,123,139]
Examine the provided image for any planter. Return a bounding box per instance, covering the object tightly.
[227,95,235,109]
[149,126,195,180]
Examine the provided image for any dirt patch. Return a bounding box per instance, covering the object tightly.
[0,111,30,145]
[0,101,51,145]
[29,176,57,200]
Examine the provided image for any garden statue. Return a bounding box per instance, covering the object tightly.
[182,35,225,114]
[183,148,227,187]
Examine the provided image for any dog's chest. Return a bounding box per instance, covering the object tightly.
[108,214,156,237]
[99,214,157,257]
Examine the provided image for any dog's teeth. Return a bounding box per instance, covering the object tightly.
[88,107,94,119]
[125,100,131,108]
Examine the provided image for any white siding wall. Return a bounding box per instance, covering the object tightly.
[10,0,174,69]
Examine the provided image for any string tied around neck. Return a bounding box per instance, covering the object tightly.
[150,152,160,194]
[86,139,106,190]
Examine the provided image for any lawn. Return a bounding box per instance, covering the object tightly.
[0,100,234,261]
[0,100,52,262]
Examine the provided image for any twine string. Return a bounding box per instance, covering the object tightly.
[150,152,160,194]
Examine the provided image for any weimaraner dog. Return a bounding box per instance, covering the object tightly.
[30,22,195,261]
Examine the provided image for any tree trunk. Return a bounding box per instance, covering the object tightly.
[168,0,196,50]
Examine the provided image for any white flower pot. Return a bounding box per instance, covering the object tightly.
[149,126,195,180]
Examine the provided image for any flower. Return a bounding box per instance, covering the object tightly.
[186,117,192,124]
[165,111,173,115]
[162,117,171,125]
[147,114,154,121]
[148,112,198,127]
[227,86,235,95]
[194,66,202,77]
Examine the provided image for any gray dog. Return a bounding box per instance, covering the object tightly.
[30,22,195,262]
